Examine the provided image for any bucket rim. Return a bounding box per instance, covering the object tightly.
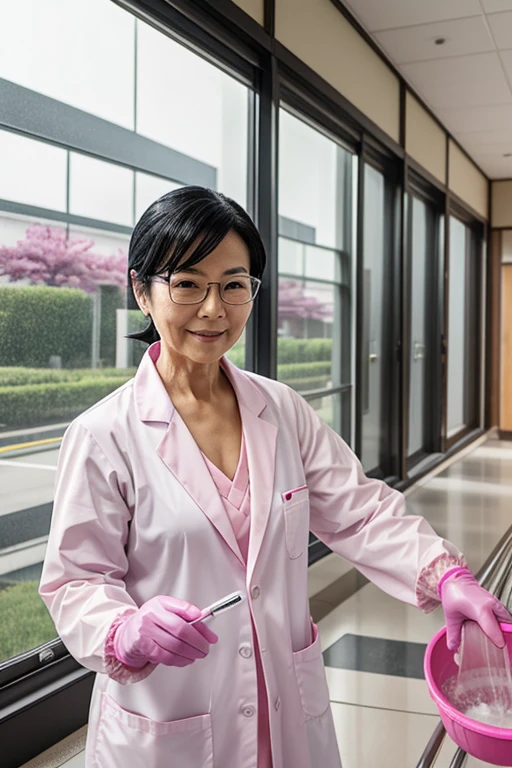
[424,623,512,739]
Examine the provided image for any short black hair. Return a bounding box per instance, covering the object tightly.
[127,186,266,345]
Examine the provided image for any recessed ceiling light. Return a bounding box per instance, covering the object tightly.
[435,37,446,46]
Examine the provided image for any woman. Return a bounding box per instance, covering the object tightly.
[40,186,511,768]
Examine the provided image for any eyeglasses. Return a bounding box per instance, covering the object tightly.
[150,274,262,305]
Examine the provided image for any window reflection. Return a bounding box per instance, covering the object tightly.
[277,108,354,440]
[0,4,252,664]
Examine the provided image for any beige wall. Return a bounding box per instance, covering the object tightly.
[405,93,446,184]
[275,0,400,142]
[232,0,264,25]
[448,141,488,220]
[492,181,512,228]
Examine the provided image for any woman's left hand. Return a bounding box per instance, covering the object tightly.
[438,567,512,651]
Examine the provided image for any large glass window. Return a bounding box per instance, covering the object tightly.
[0,0,136,129]
[361,163,395,476]
[447,216,480,440]
[406,191,443,466]
[0,5,253,668]
[277,109,355,441]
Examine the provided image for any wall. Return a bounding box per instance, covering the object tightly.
[405,92,446,184]
[449,140,489,220]
[492,181,512,228]
[231,0,265,25]
[275,0,400,142]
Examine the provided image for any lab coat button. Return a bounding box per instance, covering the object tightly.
[239,645,252,659]
[251,586,260,600]
[242,705,255,718]
[274,697,281,711]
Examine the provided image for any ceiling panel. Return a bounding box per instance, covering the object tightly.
[487,12,512,49]
[456,128,512,146]
[375,17,495,64]
[436,103,512,134]
[500,50,512,90]
[469,155,512,177]
[462,141,512,156]
[481,0,512,12]
[343,0,482,32]
[401,53,512,109]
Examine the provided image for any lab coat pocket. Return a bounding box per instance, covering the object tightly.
[94,693,213,768]
[292,622,330,720]
[282,486,310,559]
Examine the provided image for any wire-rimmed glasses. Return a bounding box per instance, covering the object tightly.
[151,274,262,305]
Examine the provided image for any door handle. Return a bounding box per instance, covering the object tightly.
[413,342,425,361]
[369,353,378,362]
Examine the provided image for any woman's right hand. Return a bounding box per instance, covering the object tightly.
[113,596,218,668]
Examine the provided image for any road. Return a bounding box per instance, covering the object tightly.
[0,447,58,579]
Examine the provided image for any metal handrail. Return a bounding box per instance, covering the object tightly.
[415,524,512,768]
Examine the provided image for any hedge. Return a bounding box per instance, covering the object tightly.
[282,375,331,393]
[0,285,93,368]
[0,367,135,387]
[0,377,131,427]
[277,361,331,380]
[224,340,332,370]
[277,338,332,364]
[0,581,57,663]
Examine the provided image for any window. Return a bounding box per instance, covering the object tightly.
[447,216,480,441]
[0,130,67,211]
[361,162,396,477]
[405,185,444,469]
[0,0,136,129]
[277,109,355,440]
[0,5,253,674]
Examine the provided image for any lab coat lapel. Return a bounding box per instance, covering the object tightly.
[157,418,244,566]
[242,406,278,582]
[221,358,278,582]
[135,344,244,566]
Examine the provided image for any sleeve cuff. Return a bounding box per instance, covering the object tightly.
[104,609,157,684]
[415,553,468,613]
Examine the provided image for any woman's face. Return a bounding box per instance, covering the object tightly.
[133,230,253,367]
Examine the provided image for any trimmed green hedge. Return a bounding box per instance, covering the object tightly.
[0,367,135,387]
[0,581,57,663]
[0,286,93,368]
[278,361,331,380]
[283,375,331,393]
[277,338,332,364]
[225,340,333,370]
[0,376,132,427]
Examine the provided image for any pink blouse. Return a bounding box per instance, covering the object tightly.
[202,433,273,768]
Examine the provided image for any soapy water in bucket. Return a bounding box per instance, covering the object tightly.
[442,621,512,728]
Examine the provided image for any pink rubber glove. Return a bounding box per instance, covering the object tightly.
[438,567,511,651]
[113,596,218,668]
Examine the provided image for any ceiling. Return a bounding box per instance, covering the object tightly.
[341,0,512,179]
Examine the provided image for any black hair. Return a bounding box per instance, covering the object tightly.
[127,186,266,344]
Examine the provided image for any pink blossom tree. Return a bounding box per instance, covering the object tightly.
[0,224,127,293]
[278,279,333,322]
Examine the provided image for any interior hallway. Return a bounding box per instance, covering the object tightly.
[316,433,512,768]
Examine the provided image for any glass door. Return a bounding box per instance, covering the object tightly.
[446,215,481,444]
[406,191,443,468]
[361,162,397,477]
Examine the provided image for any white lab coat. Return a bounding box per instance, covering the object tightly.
[39,343,463,768]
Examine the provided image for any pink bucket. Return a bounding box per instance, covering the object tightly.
[424,623,512,765]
